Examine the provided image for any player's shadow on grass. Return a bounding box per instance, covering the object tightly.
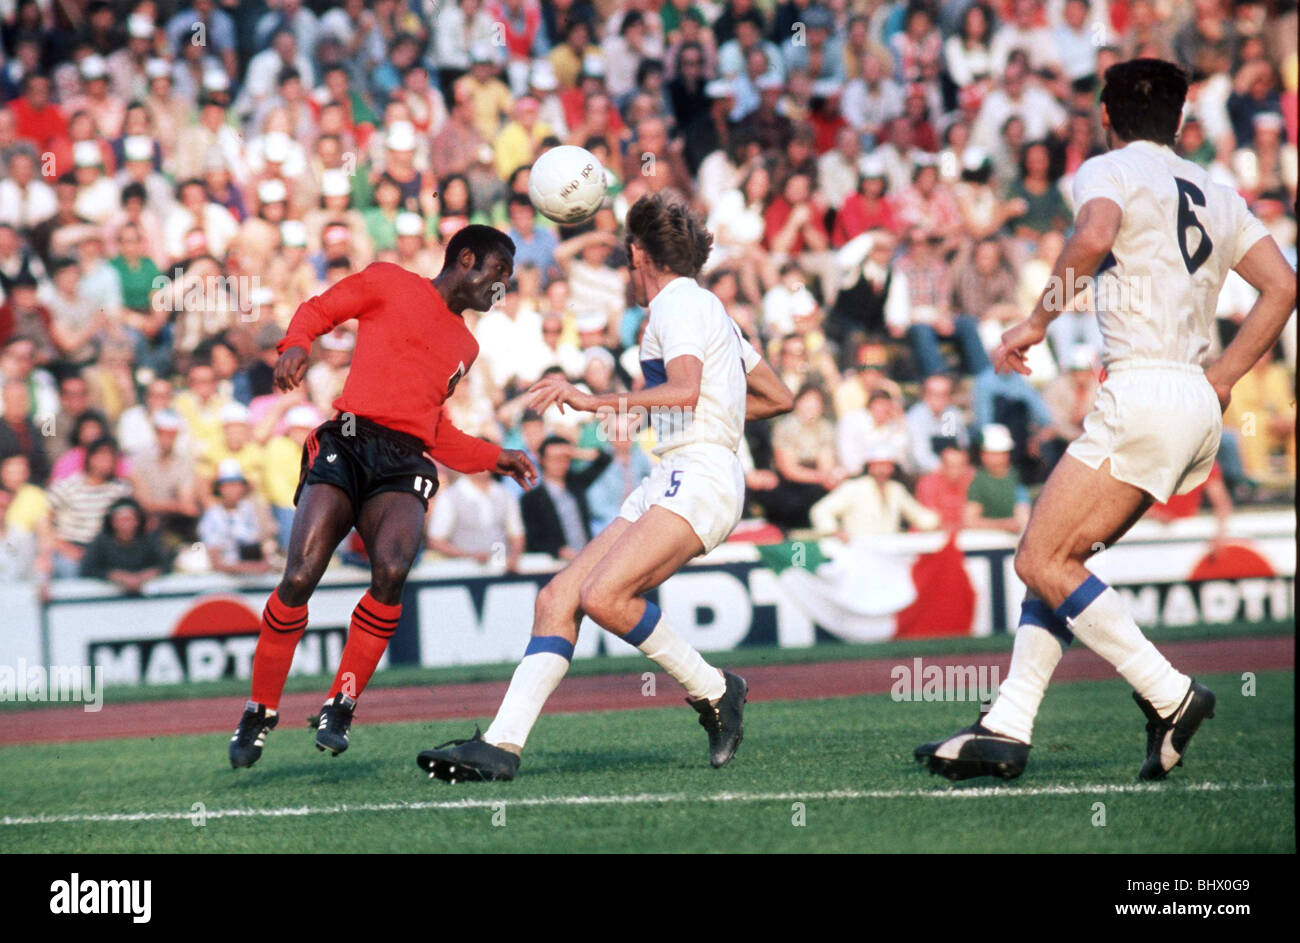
[217,755,391,789]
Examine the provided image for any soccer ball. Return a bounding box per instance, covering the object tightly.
[528,145,607,224]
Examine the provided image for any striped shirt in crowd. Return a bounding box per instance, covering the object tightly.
[47,474,133,545]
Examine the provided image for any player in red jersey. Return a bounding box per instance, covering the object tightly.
[229,226,537,768]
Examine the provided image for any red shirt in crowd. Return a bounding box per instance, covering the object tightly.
[277,261,501,472]
[915,466,975,532]
[832,194,900,246]
[763,195,829,253]
[9,97,69,150]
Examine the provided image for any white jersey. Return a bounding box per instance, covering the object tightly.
[1072,140,1270,368]
[639,276,759,457]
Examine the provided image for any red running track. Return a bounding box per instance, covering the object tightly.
[2,635,1291,746]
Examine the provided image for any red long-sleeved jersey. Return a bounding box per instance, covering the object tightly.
[277,261,501,473]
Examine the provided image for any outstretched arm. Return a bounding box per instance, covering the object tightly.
[527,354,703,414]
[274,266,378,390]
[993,197,1122,376]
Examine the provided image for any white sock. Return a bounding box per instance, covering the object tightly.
[626,601,726,702]
[1060,576,1190,716]
[983,623,1068,744]
[483,638,572,749]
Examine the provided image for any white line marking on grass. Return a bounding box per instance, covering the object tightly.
[1,781,1291,827]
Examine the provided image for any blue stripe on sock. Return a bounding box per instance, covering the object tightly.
[1055,574,1108,625]
[524,635,575,661]
[623,600,660,648]
[1020,597,1073,645]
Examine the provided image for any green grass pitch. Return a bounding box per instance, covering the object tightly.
[0,667,1291,853]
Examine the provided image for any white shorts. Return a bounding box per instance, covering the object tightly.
[1067,361,1222,503]
[618,443,745,554]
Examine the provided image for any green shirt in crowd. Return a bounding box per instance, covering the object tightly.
[967,467,1028,520]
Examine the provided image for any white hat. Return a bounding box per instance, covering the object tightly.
[73,140,102,168]
[202,68,230,93]
[320,168,351,198]
[470,42,497,64]
[215,457,247,484]
[961,146,991,172]
[145,58,171,80]
[1067,346,1097,371]
[575,310,607,333]
[152,410,183,431]
[529,60,559,91]
[859,154,887,178]
[249,285,274,306]
[285,405,321,429]
[257,178,288,204]
[321,330,355,352]
[756,73,784,92]
[127,14,154,39]
[385,121,417,151]
[791,291,817,318]
[863,439,898,465]
[262,131,291,164]
[280,219,308,248]
[79,54,108,80]
[123,135,153,162]
[581,52,606,78]
[981,423,1014,453]
[584,346,615,369]
[395,212,424,237]
[219,401,250,425]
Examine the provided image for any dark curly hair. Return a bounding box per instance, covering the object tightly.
[625,193,713,277]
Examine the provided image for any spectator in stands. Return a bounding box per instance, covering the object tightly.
[766,384,846,530]
[964,423,1030,534]
[130,410,201,546]
[1222,351,1296,492]
[522,436,612,558]
[198,458,275,575]
[586,413,653,534]
[972,362,1055,481]
[427,466,526,570]
[917,443,976,532]
[1040,346,1100,472]
[0,377,49,485]
[905,374,970,475]
[49,410,129,482]
[46,436,132,577]
[79,496,171,594]
[0,482,38,582]
[888,226,990,378]
[810,440,940,540]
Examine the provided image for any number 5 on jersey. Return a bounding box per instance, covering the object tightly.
[413,475,434,499]
[665,470,683,497]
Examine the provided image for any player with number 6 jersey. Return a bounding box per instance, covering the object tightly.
[227,226,538,769]
[916,59,1296,785]
[416,194,795,782]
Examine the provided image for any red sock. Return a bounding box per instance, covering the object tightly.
[250,589,309,710]
[328,591,401,700]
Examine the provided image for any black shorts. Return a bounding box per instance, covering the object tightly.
[295,416,439,519]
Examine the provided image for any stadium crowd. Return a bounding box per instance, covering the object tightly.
[0,0,1295,589]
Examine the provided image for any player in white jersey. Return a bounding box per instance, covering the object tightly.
[417,195,794,781]
[917,59,1296,783]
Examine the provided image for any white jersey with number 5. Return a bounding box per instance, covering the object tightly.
[618,276,760,553]
[638,276,759,457]
[1072,140,1269,367]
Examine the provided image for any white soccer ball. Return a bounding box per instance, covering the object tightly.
[528,145,607,224]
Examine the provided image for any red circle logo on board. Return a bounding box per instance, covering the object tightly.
[1188,543,1276,582]
[172,597,262,637]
